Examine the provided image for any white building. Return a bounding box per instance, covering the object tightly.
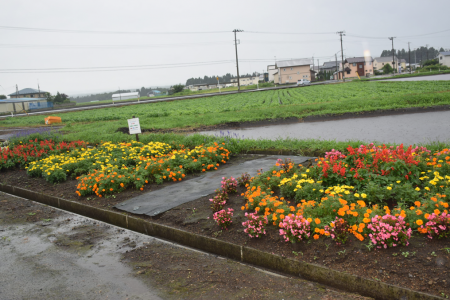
[267,65,277,82]
[112,92,139,101]
[438,51,450,67]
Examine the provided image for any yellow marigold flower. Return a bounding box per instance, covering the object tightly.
[315,228,320,233]
[416,219,423,226]
[307,218,312,223]
[363,218,370,223]
[354,193,360,198]
[396,181,401,183]
[387,187,392,190]
[415,187,421,191]
[361,193,367,199]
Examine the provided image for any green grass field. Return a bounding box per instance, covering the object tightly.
[2,80,450,153]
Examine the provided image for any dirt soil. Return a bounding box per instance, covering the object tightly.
[1,192,371,300]
[1,155,450,298]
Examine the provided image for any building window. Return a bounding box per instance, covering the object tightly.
[382,63,384,66]
[347,70,351,74]
[359,65,363,68]
[297,71,299,74]
[440,56,443,60]
[283,68,286,71]
[290,67,293,70]
[369,62,372,65]
[352,63,356,66]
[289,76,292,79]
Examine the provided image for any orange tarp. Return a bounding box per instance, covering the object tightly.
[45,116,62,125]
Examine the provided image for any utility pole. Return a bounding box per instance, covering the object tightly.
[233,29,243,91]
[408,42,412,74]
[335,54,338,79]
[426,44,429,61]
[389,37,396,73]
[337,31,345,82]
[317,59,320,80]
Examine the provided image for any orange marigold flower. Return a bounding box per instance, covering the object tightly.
[315,218,321,224]
[313,234,319,240]
[416,219,423,226]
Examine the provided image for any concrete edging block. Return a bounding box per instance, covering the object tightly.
[0,183,442,300]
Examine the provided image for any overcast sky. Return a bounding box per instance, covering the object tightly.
[1,0,449,97]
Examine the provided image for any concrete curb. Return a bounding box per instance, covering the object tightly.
[0,183,443,300]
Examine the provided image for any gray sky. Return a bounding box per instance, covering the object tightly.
[1,0,449,97]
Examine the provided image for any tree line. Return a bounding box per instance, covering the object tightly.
[72,87,169,103]
[185,72,259,86]
[380,46,447,64]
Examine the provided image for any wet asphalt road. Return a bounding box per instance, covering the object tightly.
[200,110,450,145]
[0,192,372,300]
[381,73,450,81]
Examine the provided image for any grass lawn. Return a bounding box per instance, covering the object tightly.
[1,80,450,154]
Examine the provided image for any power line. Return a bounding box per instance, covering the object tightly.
[0,25,229,35]
[346,28,450,39]
[0,41,232,49]
[0,60,235,73]
[244,30,335,35]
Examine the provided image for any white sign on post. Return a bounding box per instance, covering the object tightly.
[127,118,142,134]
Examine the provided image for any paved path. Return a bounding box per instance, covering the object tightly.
[0,192,371,300]
[381,73,450,81]
[200,110,450,145]
[116,155,314,216]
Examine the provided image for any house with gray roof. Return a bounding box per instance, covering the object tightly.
[343,56,374,78]
[275,58,314,84]
[8,88,48,99]
[373,56,399,71]
[438,51,450,67]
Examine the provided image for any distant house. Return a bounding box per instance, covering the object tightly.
[153,90,162,95]
[8,88,48,99]
[343,57,374,78]
[267,65,278,82]
[399,59,407,70]
[275,59,313,84]
[321,61,340,73]
[373,56,400,71]
[231,75,259,86]
[438,51,450,67]
[273,72,279,84]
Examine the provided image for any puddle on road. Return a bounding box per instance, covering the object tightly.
[0,214,162,300]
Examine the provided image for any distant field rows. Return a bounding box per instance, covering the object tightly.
[3,81,449,126]
[1,81,450,144]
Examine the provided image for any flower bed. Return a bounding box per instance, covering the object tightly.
[0,138,87,170]
[238,144,450,247]
[26,141,230,197]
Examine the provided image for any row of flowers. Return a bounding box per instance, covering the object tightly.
[237,144,450,248]
[25,140,230,197]
[0,138,87,170]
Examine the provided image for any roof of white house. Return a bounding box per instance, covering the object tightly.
[439,51,450,56]
[112,92,139,98]
[276,58,313,68]
[8,88,48,96]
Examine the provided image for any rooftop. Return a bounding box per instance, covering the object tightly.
[374,56,399,63]
[346,57,374,63]
[0,98,47,103]
[439,51,450,56]
[276,58,313,68]
[8,88,48,96]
